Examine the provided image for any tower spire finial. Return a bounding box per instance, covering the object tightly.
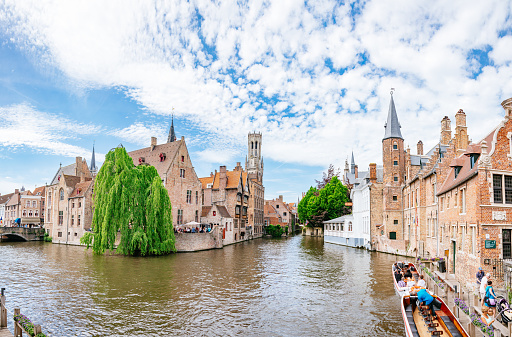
[167,108,176,143]
[383,89,403,141]
[90,141,98,174]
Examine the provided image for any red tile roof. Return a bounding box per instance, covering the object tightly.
[127,140,182,178]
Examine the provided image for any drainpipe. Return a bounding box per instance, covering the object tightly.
[66,198,70,244]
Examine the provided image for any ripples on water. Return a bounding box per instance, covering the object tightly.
[0,236,404,336]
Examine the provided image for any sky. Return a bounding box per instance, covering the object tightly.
[0,0,511,202]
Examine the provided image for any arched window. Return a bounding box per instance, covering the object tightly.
[348,222,353,231]
[59,189,64,201]
[32,200,37,207]
[28,210,33,217]
[251,142,254,149]
[255,141,258,150]
[35,210,39,217]
[22,210,27,217]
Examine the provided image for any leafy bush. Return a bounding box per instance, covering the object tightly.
[266,225,284,238]
[13,313,47,337]
[43,232,52,242]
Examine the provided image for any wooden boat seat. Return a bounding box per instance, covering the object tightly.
[439,316,463,337]
[405,304,421,337]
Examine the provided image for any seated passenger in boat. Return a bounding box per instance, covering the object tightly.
[417,288,435,317]
[404,268,413,279]
[407,279,416,288]
[417,275,426,288]
[394,268,402,282]
[481,307,495,326]
[397,276,406,288]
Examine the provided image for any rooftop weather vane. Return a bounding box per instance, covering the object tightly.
[390,88,395,95]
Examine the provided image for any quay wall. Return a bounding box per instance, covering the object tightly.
[175,226,223,252]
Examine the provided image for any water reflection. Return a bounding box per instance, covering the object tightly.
[0,236,403,336]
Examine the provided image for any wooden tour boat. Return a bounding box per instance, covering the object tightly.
[392,261,419,297]
[401,293,469,337]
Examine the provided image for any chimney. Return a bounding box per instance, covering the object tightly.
[354,165,358,179]
[151,137,157,147]
[219,166,227,190]
[440,116,451,145]
[75,157,82,177]
[369,163,377,183]
[454,109,469,154]
[502,97,512,118]
[15,189,19,194]
[417,140,423,155]
[279,195,283,202]
[235,162,241,171]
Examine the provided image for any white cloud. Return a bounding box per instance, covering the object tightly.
[0,103,103,158]
[109,122,167,148]
[1,0,512,174]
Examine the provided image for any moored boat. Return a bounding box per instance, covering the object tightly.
[401,293,469,337]
[392,262,419,297]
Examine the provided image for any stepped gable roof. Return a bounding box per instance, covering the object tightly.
[63,175,81,189]
[211,170,242,190]
[33,186,45,196]
[217,205,231,218]
[69,180,93,198]
[464,143,481,155]
[383,93,403,140]
[201,206,212,217]
[127,140,182,178]
[242,172,248,188]
[199,176,214,189]
[0,193,14,205]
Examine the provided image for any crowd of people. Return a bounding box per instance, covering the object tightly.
[393,262,426,295]
[174,226,212,233]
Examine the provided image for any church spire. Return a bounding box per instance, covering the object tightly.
[90,142,98,175]
[350,151,355,174]
[167,114,176,143]
[383,89,403,141]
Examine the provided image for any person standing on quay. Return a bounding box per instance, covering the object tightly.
[476,267,485,287]
[480,273,490,300]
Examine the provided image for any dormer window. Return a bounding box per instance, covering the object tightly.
[159,153,166,162]
[454,166,461,178]
[393,142,398,150]
[138,157,145,164]
[470,154,479,169]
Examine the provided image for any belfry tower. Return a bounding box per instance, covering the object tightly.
[246,132,263,183]
[382,90,405,239]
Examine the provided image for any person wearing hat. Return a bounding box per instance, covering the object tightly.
[476,267,485,286]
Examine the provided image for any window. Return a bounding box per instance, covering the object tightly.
[28,210,33,217]
[276,204,279,208]
[389,232,397,240]
[58,232,62,238]
[394,176,398,182]
[454,192,458,207]
[494,174,503,203]
[58,211,63,225]
[196,191,198,204]
[235,206,240,215]
[22,210,27,217]
[32,201,36,207]
[506,176,512,204]
[180,169,186,178]
[71,215,74,226]
[461,226,466,251]
[195,210,199,222]
[181,155,184,162]
[470,154,479,169]
[393,160,398,166]
[79,201,82,208]
[393,143,398,150]
[78,215,81,226]
[454,166,461,178]
[348,222,353,231]
[213,211,216,216]
[460,188,466,213]
[394,220,398,225]
[35,210,38,217]
[177,210,183,225]
[186,190,192,204]
[75,233,78,237]
[26,201,30,207]
[393,195,397,201]
[60,189,64,201]
[283,212,287,216]
[72,201,75,208]
[504,229,511,259]
[471,226,476,255]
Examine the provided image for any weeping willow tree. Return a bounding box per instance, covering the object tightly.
[81,146,175,255]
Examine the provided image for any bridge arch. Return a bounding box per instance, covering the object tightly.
[0,233,28,242]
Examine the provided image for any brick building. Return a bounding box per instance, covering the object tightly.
[3,187,45,228]
[246,132,265,238]
[127,123,202,227]
[264,195,293,233]
[200,163,250,242]
[45,156,94,244]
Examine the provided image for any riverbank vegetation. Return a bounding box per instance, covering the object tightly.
[298,171,350,227]
[265,224,285,237]
[80,146,175,256]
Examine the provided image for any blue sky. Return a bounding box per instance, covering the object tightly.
[0,0,511,202]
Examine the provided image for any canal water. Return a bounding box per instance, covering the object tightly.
[1,236,404,336]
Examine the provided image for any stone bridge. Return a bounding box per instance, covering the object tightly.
[0,227,45,242]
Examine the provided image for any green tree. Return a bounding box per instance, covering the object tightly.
[298,176,350,227]
[266,224,285,237]
[81,146,175,255]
